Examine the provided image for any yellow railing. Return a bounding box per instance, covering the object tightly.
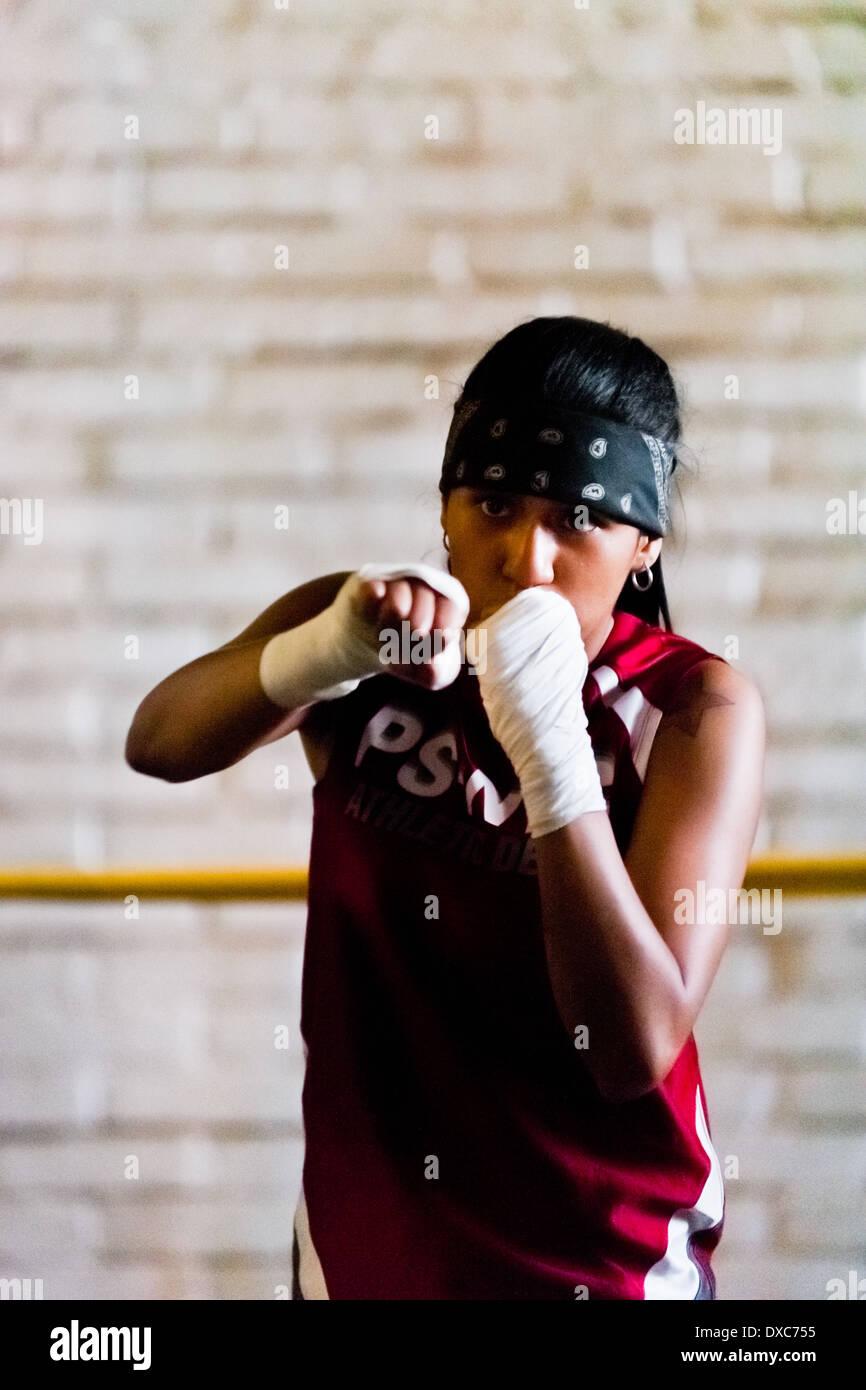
[0,853,864,899]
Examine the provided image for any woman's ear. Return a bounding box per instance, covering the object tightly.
[639,535,663,567]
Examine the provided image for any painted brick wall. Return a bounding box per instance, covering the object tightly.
[1,0,864,1300]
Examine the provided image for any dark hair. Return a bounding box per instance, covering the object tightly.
[441,315,690,632]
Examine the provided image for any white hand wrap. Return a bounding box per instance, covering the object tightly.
[467,587,607,838]
[258,562,470,709]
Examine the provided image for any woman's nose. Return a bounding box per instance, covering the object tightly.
[502,521,558,587]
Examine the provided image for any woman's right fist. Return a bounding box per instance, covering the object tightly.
[259,562,471,711]
[348,562,470,690]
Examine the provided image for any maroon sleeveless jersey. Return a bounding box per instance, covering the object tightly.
[292,607,728,1300]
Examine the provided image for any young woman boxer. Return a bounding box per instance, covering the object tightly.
[127,316,765,1300]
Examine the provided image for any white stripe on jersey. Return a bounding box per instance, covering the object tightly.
[295,1181,331,1299]
[643,1086,725,1299]
[589,665,664,783]
[590,663,619,698]
[630,699,664,782]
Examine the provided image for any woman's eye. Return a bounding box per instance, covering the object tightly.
[479,496,510,518]
[476,495,604,531]
[568,508,600,533]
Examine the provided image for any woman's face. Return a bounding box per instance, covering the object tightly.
[441,486,663,640]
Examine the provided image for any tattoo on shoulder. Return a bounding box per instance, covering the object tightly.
[662,663,735,738]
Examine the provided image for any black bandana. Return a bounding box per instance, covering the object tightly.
[439,395,674,536]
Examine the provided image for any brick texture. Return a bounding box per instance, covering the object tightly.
[1,0,864,1302]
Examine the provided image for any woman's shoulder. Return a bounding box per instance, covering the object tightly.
[641,628,765,748]
[610,619,766,799]
[657,656,765,746]
[604,611,763,717]
[650,624,764,707]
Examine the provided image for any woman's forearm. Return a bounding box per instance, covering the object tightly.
[125,637,304,782]
[534,810,687,1103]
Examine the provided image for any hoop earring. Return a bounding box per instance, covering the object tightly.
[442,533,450,553]
[631,562,654,591]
